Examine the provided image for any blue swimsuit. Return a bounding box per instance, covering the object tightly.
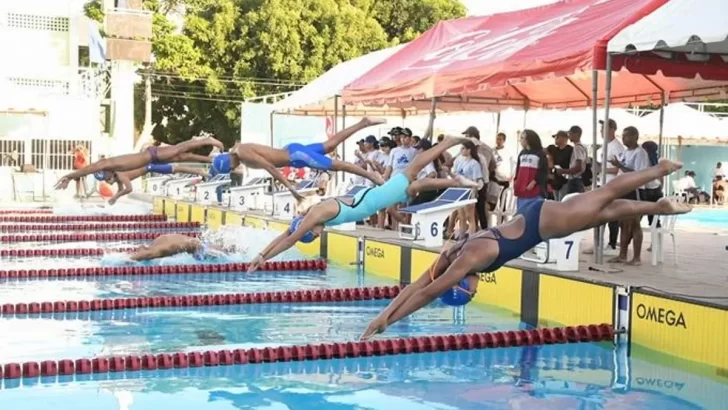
[285,143,333,170]
[446,198,545,272]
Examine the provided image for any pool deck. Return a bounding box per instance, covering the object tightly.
[349,224,728,308]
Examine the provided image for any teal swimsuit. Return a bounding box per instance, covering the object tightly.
[326,174,411,226]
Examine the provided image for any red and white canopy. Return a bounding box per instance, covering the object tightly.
[343,0,728,112]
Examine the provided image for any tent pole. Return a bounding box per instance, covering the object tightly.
[425,98,437,140]
[658,92,666,191]
[495,111,501,133]
[590,69,602,266]
[596,53,614,266]
[333,95,341,183]
[341,105,347,184]
[269,112,275,148]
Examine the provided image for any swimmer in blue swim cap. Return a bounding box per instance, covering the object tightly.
[360,150,691,340]
[248,136,483,272]
[226,118,387,202]
[97,164,208,205]
[54,137,223,191]
[129,233,236,262]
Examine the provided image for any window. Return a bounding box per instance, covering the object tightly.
[6,13,69,32]
[31,139,92,170]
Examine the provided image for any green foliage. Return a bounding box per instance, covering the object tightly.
[138,0,466,147]
[83,0,105,24]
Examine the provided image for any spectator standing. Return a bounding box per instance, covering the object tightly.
[72,145,90,198]
[641,141,663,227]
[434,134,454,167]
[556,125,588,194]
[383,129,417,230]
[608,126,650,265]
[714,162,725,179]
[513,130,548,210]
[352,139,367,186]
[453,141,485,236]
[546,131,573,201]
[462,126,495,229]
[596,118,625,254]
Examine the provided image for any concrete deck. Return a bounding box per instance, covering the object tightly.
[353,225,728,308]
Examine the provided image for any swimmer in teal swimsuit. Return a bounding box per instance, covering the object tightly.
[247,136,484,272]
[360,139,691,340]
[129,233,234,262]
[223,118,387,201]
[54,136,224,190]
[97,162,210,205]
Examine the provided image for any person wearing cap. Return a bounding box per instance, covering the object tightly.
[461,126,496,230]
[383,128,418,230]
[555,126,588,195]
[356,135,384,188]
[594,118,625,254]
[224,118,386,202]
[546,131,573,201]
[387,127,404,146]
[54,136,224,191]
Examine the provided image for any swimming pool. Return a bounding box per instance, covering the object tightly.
[676,208,728,231]
[0,206,725,409]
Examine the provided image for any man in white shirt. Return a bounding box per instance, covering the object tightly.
[556,125,588,194]
[608,126,650,265]
[383,129,417,229]
[487,132,515,205]
[713,162,725,179]
[599,118,625,253]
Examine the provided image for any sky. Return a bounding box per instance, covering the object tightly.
[462,0,560,16]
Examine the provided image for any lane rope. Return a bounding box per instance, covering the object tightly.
[0,324,614,380]
[0,232,199,243]
[0,284,392,316]
[0,247,138,258]
[0,209,52,215]
[0,215,166,223]
[0,258,327,279]
[0,222,200,232]
[0,342,613,388]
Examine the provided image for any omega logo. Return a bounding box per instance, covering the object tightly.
[366,247,384,258]
[635,303,686,329]
[479,272,497,284]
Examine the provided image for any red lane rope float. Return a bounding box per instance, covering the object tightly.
[0,247,137,258]
[0,209,52,215]
[0,324,614,380]
[0,231,199,243]
[0,222,200,232]
[0,258,327,279]
[0,284,390,316]
[0,215,166,223]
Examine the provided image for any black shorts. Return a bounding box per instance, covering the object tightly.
[622,190,639,201]
[639,187,663,202]
[409,189,442,206]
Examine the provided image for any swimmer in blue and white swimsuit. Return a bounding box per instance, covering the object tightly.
[360,140,691,339]
[129,234,232,262]
[248,136,484,272]
[93,163,209,205]
[223,118,388,201]
[55,137,223,191]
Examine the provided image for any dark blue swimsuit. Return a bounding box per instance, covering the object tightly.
[446,198,546,273]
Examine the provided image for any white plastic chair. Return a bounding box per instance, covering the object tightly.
[672,180,694,203]
[645,195,680,266]
[489,187,517,226]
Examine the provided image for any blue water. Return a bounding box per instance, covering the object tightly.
[0,207,726,409]
[677,208,728,230]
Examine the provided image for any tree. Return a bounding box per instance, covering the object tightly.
[369,0,466,43]
[90,0,466,147]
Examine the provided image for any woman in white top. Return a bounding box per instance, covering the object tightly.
[608,126,650,265]
[453,142,485,236]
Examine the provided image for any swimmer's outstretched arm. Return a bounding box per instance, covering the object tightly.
[248,214,322,272]
[360,253,477,340]
[129,247,164,261]
[107,173,133,205]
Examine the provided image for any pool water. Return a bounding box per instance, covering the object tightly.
[676,208,728,230]
[0,206,726,409]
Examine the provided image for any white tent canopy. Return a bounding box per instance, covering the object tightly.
[640,103,727,139]
[608,0,728,55]
[273,45,409,117]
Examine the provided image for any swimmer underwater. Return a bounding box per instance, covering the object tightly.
[128,233,237,262]
[247,136,484,272]
[54,136,224,190]
[359,152,691,340]
[212,117,388,202]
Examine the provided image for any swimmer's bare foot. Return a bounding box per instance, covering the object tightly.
[626,258,641,266]
[658,159,683,176]
[608,256,626,263]
[362,117,386,126]
[455,175,480,189]
[655,197,692,215]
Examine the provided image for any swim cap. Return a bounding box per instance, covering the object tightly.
[439,278,474,307]
[212,153,231,174]
[289,215,316,243]
[94,171,106,181]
